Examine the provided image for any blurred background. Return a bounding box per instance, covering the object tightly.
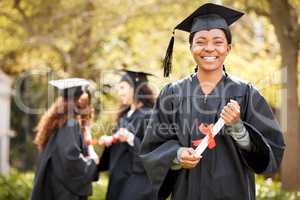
[0,0,300,199]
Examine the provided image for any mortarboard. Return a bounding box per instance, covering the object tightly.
[120,70,154,89]
[49,78,91,99]
[163,3,244,77]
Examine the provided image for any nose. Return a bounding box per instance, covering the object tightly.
[204,42,215,52]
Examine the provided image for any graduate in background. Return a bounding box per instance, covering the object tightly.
[100,70,155,200]
[140,3,285,200]
[31,78,100,200]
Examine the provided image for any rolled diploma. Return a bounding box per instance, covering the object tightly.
[195,118,225,157]
[100,134,119,144]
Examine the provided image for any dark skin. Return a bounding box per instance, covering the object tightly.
[179,29,241,169]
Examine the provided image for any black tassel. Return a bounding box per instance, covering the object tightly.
[163,32,175,77]
[223,65,228,77]
[223,65,226,72]
[194,65,198,73]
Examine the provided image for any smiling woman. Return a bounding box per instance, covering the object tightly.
[190,29,231,74]
[140,3,285,200]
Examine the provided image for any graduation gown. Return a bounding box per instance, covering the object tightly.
[100,106,154,200]
[31,119,100,200]
[140,73,285,200]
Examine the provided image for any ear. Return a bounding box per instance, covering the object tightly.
[226,44,232,55]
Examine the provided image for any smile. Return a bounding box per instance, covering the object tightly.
[201,56,218,61]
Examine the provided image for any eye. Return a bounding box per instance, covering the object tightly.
[195,40,205,45]
[214,40,224,45]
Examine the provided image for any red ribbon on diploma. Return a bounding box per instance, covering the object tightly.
[195,123,216,149]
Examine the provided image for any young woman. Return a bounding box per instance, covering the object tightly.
[100,70,155,200]
[31,78,100,200]
[140,3,285,200]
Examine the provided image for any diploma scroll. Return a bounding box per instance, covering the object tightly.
[195,118,225,157]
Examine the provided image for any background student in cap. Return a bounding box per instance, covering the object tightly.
[31,78,100,200]
[99,70,155,200]
[140,3,285,200]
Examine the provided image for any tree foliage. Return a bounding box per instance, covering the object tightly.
[0,0,299,179]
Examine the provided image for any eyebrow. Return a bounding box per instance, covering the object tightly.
[212,36,225,40]
[195,36,225,40]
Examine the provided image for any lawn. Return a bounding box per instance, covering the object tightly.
[1,169,300,200]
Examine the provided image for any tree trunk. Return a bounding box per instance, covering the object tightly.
[280,40,300,190]
[268,0,300,190]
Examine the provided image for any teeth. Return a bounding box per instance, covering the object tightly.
[202,56,217,61]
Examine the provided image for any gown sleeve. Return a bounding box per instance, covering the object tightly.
[125,110,151,152]
[240,84,285,174]
[140,84,182,197]
[51,119,99,196]
[98,146,111,171]
[31,134,56,200]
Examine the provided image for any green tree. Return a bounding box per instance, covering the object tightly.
[0,0,295,180]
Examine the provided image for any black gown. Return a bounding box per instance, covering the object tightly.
[31,119,100,200]
[140,73,285,200]
[100,106,154,200]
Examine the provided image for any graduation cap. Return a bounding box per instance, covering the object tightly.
[120,70,154,89]
[163,3,244,77]
[49,78,91,99]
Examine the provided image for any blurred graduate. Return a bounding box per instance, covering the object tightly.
[31,78,100,200]
[140,3,285,200]
[99,70,155,200]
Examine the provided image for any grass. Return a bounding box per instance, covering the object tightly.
[1,169,300,200]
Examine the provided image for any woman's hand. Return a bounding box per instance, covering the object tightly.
[84,126,93,141]
[87,143,99,164]
[179,148,202,169]
[118,128,128,142]
[220,99,241,125]
[91,154,99,164]
[99,135,114,147]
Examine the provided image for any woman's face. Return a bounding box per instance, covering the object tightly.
[190,28,231,72]
[117,81,134,106]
